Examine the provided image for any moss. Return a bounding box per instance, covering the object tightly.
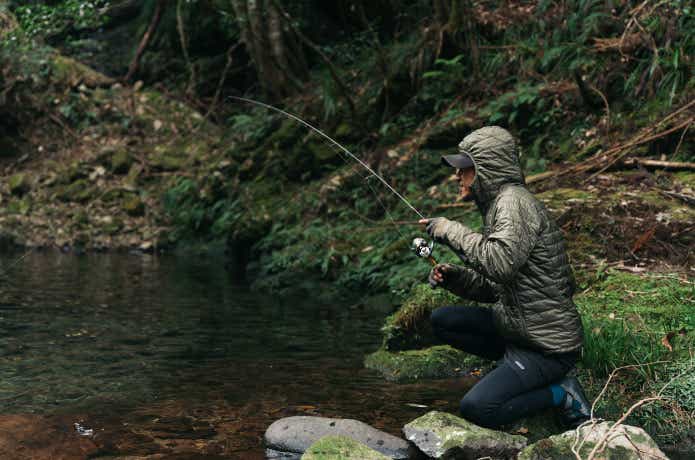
[56,179,92,202]
[57,162,88,185]
[51,55,114,88]
[382,284,459,350]
[364,345,484,383]
[110,149,133,175]
[405,410,527,457]
[537,187,594,211]
[6,197,31,215]
[122,195,145,216]
[149,145,189,171]
[8,173,30,195]
[301,436,390,460]
[101,188,130,203]
[101,218,124,235]
[519,422,665,460]
[672,171,695,188]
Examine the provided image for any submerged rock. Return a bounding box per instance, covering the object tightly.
[301,436,391,459]
[403,411,526,459]
[519,421,668,460]
[264,416,409,459]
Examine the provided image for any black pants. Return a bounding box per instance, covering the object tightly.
[431,305,577,428]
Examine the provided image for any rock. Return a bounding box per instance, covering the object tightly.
[381,285,460,351]
[264,416,409,459]
[301,436,391,460]
[9,173,30,195]
[518,421,668,460]
[122,195,145,217]
[364,346,483,383]
[403,411,526,459]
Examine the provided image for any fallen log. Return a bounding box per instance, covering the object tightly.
[622,158,695,170]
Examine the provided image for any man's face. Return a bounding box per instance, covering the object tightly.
[456,167,476,201]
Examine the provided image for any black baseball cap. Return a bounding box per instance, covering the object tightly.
[441,151,474,169]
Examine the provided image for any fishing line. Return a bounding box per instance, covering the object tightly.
[229,96,426,220]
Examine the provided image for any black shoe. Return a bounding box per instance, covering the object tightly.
[559,376,591,428]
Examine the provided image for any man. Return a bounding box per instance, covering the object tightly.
[419,126,590,429]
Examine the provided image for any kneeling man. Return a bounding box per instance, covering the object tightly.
[420,126,590,428]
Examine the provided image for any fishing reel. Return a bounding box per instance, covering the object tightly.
[412,237,437,266]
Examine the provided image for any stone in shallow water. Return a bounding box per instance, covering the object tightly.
[301,435,391,459]
[518,421,668,460]
[264,416,409,459]
[403,410,527,459]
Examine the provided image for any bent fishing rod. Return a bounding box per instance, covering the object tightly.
[229,96,437,266]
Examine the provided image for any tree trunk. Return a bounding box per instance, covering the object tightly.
[124,0,165,82]
[231,0,308,99]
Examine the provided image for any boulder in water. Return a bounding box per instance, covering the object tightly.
[301,435,391,459]
[264,416,410,459]
[518,421,668,460]
[403,410,527,459]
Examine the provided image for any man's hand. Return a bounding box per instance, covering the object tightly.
[429,263,453,288]
[419,217,452,243]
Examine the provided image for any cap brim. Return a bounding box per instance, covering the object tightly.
[441,153,474,169]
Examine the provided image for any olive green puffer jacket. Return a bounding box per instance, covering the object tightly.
[428,126,584,354]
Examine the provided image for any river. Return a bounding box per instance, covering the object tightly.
[0,251,467,458]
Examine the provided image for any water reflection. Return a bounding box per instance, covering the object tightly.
[0,251,469,457]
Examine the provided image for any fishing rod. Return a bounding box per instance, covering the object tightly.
[229,96,437,266]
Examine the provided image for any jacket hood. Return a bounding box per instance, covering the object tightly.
[458,126,525,210]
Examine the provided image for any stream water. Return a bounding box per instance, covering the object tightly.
[0,251,471,458]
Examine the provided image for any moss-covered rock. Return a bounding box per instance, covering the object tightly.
[518,421,667,460]
[382,284,459,351]
[8,173,30,195]
[364,345,484,383]
[403,411,527,459]
[301,436,391,460]
[122,195,145,216]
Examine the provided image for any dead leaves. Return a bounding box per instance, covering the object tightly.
[661,328,687,352]
[631,225,656,254]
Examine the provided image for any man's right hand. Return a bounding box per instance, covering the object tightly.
[429,263,451,288]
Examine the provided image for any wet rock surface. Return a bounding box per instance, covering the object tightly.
[264,416,410,459]
[403,411,527,459]
[519,421,668,460]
